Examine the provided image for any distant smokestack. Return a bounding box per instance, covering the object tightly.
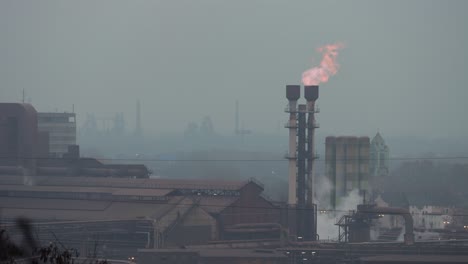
[235,100,239,135]
[286,85,300,205]
[135,100,142,136]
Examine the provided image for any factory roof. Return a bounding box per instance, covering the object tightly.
[198,196,240,214]
[0,184,174,197]
[0,196,181,221]
[0,175,253,191]
[0,175,266,223]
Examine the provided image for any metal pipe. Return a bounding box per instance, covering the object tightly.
[224,228,279,233]
[357,205,415,245]
[227,223,284,229]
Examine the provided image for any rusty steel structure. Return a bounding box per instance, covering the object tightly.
[336,204,415,245]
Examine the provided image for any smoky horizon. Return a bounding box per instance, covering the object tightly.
[1,0,467,141]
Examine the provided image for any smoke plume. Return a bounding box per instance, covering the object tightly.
[315,175,362,240]
[302,42,344,86]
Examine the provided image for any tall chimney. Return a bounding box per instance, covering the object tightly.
[235,100,239,135]
[304,85,319,206]
[286,85,300,205]
[135,99,142,136]
[304,85,319,241]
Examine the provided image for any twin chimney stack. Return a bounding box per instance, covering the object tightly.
[285,85,319,241]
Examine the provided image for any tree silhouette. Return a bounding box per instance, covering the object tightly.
[1,218,107,264]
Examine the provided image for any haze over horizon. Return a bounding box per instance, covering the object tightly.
[1,1,467,141]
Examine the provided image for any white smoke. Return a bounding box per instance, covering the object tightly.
[315,176,363,241]
[397,226,405,242]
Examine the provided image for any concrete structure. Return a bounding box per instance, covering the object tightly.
[325,136,370,209]
[0,103,40,159]
[38,112,76,157]
[0,103,49,175]
[370,132,390,178]
[0,103,148,178]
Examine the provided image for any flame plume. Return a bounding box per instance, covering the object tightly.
[302,42,344,86]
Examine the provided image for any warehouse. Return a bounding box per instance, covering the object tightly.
[0,175,281,259]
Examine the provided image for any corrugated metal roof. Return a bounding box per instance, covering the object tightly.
[112,188,173,196]
[0,185,174,197]
[0,196,182,221]
[198,196,239,214]
[0,196,110,211]
[0,175,250,191]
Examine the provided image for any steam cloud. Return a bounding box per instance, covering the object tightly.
[302,42,344,86]
[315,175,362,240]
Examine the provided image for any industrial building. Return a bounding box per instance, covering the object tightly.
[0,103,149,178]
[0,175,281,258]
[3,90,468,264]
[37,112,77,157]
[325,136,370,209]
[0,102,282,258]
[0,103,49,163]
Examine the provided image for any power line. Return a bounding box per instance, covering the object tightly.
[1,194,467,217]
[1,156,468,162]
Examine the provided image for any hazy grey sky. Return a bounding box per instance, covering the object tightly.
[1,1,467,139]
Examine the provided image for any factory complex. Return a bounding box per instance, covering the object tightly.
[1,84,468,264]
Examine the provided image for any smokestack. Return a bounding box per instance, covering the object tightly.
[135,99,142,136]
[235,100,239,135]
[286,85,300,205]
[285,85,319,241]
[296,104,307,239]
[305,85,319,241]
[304,85,319,101]
[304,85,319,206]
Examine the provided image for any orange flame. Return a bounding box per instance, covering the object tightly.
[302,42,344,86]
